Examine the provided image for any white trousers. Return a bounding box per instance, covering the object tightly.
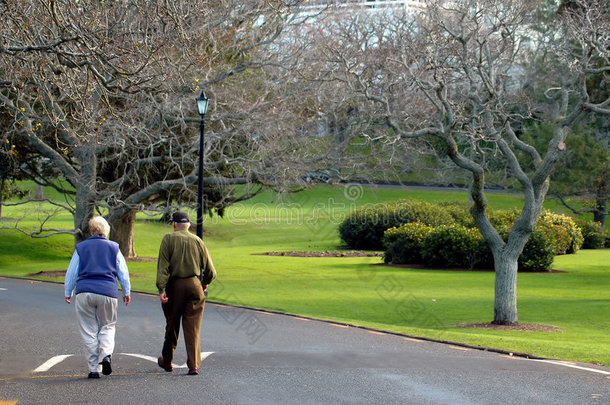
[75,292,118,372]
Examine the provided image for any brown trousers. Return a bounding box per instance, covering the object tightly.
[161,276,206,370]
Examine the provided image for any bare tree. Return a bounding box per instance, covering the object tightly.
[305,0,609,324]
[0,0,314,256]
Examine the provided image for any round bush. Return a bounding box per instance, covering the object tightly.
[537,222,572,255]
[474,237,494,269]
[539,211,583,254]
[382,222,434,264]
[438,201,474,227]
[498,226,556,272]
[576,220,606,249]
[421,225,486,269]
[339,200,454,250]
[488,208,520,229]
[518,228,556,272]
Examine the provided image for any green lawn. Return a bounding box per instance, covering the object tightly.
[1,184,608,365]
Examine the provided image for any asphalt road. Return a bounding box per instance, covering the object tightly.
[0,277,608,404]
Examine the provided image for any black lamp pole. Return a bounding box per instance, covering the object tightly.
[195,91,209,239]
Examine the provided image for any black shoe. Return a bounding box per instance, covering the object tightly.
[101,355,112,375]
[187,368,199,375]
[157,356,173,372]
[88,372,100,379]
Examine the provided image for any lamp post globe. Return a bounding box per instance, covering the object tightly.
[196,91,209,115]
[195,91,209,239]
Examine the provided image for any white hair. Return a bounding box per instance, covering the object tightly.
[89,216,110,238]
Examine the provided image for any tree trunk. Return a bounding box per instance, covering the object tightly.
[593,204,606,227]
[492,254,519,325]
[74,198,95,245]
[35,183,44,200]
[109,210,137,259]
[73,147,97,245]
[593,171,607,226]
[0,177,4,218]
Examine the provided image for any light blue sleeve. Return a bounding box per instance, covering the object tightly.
[116,251,131,297]
[64,251,80,298]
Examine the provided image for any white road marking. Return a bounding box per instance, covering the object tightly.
[122,352,213,368]
[119,353,159,363]
[0,288,7,291]
[34,352,214,372]
[33,355,73,372]
[531,359,610,376]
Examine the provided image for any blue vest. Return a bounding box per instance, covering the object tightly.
[75,236,120,298]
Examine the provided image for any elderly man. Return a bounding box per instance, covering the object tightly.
[156,211,216,375]
[65,216,131,379]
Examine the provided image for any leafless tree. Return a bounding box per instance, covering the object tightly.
[304,0,609,324]
[0,0,316,256]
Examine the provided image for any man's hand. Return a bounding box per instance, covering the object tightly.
[159,292,168,304]
[65,297,71,304]
[123,296,131,306]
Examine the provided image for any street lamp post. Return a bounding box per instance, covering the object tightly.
[195,90,209,239]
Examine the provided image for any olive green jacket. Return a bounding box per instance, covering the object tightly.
[156,229,216,294]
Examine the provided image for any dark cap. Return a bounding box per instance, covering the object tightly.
[172,212,191,223]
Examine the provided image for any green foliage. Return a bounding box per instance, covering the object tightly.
[496,226,556,272]
[421,225,487,269]
[367,205,583,272]
[374,204,577,271]
[437,201,474,227]
[551,129,609,197]
[382,222,433,264]
[521,123,609,222]
[338,200,454,249]
[488,208,520,228]
[539,210,584,254]
[0,178,27,203]
[517,228,556,272]
[576,220,606,249]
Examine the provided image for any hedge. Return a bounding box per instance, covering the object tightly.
[576,220,606,249]
[515,228,556,272]
[343,200,602,272]
[539,211,584,254]
[338,200,454,250]
[420,225,491,269]
[384,222,554,272]
[382,222,434,264]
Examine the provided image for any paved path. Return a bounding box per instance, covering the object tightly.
[0,277,608,404]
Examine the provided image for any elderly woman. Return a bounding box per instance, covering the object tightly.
[64,216,131,379]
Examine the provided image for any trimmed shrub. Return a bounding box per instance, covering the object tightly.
[438,201,474,227]
[474,237,494,269]
[342,200,581,272]
[488,208,520,229]
[382,223,434,264]
[539,211,584,254]
[518,228,556,272]
[339,200,454,250]
[497,226,557,272]
[421,225,487,269]
[536,221,571,255]
[577,220,606,249]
